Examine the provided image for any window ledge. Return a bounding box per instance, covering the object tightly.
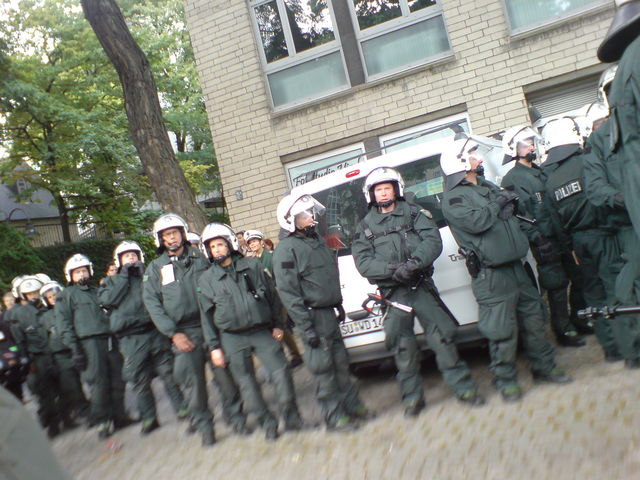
[269,53,456,119]
[507,2,613,41]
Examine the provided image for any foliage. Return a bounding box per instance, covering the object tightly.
[0,0,222,237]
[0,223,45,293]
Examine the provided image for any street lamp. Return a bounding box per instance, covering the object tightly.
[4,207,38,238]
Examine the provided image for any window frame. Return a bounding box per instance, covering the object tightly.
[248,0,351,110]
[347,0,453,81]
[500,0,612,38]
[379,113,471,154]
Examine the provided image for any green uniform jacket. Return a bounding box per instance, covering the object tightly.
[40,307,69,354]
[501,162,562,242]
[55,285,110,350]
[352,200,441,287]
[583,122,632,229]
[198,255,282,350]
[608,35,640,238]
[543,151,613,236]
[10,304,50,355]
[442,178,529,266]
[142,248,209,338]
[99,270,154,335]
[273,232,342,332]
[256,248,274,276]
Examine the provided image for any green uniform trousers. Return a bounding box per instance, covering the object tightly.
[52,351,90,418]
[303,308,364,427]
[80,337,127,425]
[220,328,299,429]
[27,353,64,428]
[471,262,556,389]
[612,227,640,361]
[171,327,213,434]
[536,260,576,336]
[572,230,620,357]
[119,330,185,422]
[384,284,475,405]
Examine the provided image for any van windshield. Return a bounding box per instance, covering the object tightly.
[313,154,445,255]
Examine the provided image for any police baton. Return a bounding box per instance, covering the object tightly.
[577,305,640,320]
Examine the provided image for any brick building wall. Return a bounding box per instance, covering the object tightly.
[183,0,614,240]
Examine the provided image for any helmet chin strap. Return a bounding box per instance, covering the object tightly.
[519,152,537,163]
[469,165,485,176]
[28,297,41,307]
[212,253,230,264]
[375,199,396,208]
[77,277,90,286]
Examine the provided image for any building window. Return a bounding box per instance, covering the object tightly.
[503,0,611,34]
[349,0,451,79]
[250,0,349,109]
[285,143,365,188]
[380,114,470,154]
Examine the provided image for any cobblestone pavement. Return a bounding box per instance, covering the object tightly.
[49,336,640,480]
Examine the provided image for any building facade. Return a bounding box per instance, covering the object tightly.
[184,0,614,239]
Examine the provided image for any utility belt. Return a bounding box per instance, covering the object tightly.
[175,320,201,333]
[307,303,346,323]
[458,248,515,278]
[222,323,271,335]
[115,322,156,339]
[78,332,110,341]
[51,348,72,355]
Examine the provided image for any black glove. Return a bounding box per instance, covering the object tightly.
[121,263,133,276]
[72,347,87,372]
[387,262,401,273]
[531,233,558,265]
[392,258,421,284]
[304,327,320,349]
[131,261,145,277]
[497,202,516,220]
[494,190,519,208]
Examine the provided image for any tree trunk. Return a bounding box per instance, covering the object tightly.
[81,0,207,232]
[53,192,72,243]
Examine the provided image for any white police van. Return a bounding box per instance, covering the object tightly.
[285,135,526,366]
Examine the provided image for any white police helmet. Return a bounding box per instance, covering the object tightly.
[40,281,63,306]
[440,136,482,191]
[17,275,44,300]
[11,275,28,299]
[113,240,145,269]
[541,117,583,165]
[501,126,541,163]
[64,254,93,283]
[276,194,326,233]
[244,230,265,243]
[597,65,618,111]
[200,223,239,261]
[362,167,405,206]
[186,232,201,246]
[152,213,189,249]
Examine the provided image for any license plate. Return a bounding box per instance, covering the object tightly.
[340,315,384,338]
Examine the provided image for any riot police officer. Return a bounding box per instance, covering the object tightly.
[500,126,586,347]
[55,254,131,439]
[198,223,302,441]
[142,213,245,446]
[273,194,371,431]
[352,167,484,416]
[40,281,90,423]
[99,241,187,435]
[441,136,571,402]
[540,118,634,364]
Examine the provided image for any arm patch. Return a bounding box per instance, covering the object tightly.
[448,197,463,206]
[280,261,294,269]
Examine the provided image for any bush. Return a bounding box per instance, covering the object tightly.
[0,223,45,293]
